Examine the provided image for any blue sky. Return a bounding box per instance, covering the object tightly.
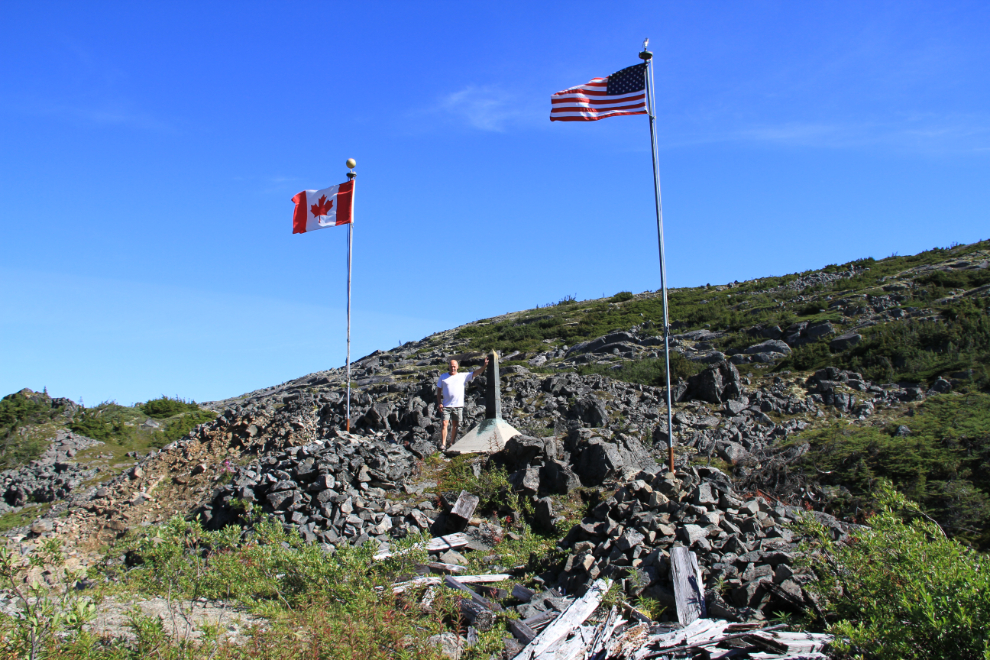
[1,1,988,405]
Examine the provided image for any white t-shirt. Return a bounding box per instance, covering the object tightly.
[437,371,475,407]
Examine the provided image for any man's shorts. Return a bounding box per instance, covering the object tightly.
[441,406,463,423]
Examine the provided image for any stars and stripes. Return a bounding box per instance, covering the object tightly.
[550,63,648,122]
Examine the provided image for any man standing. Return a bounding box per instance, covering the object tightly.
[437,355,489,450]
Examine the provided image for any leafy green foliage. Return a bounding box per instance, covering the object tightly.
[0,391,53,432]
[68,404,135,443]
[797,483,990,659]
[140,396,203,419]
[795,393,990,547]
[609,291,634,302]
[0,538,95,659]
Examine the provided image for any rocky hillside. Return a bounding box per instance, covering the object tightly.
[1,239,988,656]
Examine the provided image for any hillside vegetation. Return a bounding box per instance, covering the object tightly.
[0,239,988,659]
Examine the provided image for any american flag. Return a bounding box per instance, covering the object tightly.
[550,63,648,122]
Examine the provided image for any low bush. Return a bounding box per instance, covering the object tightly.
[140,396,203,419]
[795,393,990,547]
[68,404,134,444]
[797,483,990,659]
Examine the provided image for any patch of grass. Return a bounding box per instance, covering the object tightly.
[4,518,461,659]
[434,455,523,515]
[150,409,217,447]
[0,503,52,533]
[795,392,990,547]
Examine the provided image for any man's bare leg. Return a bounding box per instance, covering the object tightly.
[440,420,449,450]
[449,418,459,447]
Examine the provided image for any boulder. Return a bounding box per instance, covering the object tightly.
[567,432,657,485]
[685,360,743,405]
[570,395,610,427]
[829,332,862,351]
[744,340,791,355]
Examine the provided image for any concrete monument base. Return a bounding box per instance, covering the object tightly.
[445,417,520,456]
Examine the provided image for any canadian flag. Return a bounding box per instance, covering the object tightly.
[291,180,355,234]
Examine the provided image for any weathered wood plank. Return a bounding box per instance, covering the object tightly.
[390,573,511,594]
[521,610,558,629]
[443,575,504,611]
[461,598,496,631]
[670,546,706,626]
[451,490,480,520]
[427,561,467,575]
[372,532,472,561]
[513,578,611,660]
[585,606,620,660]
[512,584,537,603]
[508,619,537,645]
[633,618,723,660]
[425,532,472,552]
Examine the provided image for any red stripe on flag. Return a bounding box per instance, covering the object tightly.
[550,109,649,122]
[335,180,354,225]
[291,191,308,234]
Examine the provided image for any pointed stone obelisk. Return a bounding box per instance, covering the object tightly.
[446,350,520,455]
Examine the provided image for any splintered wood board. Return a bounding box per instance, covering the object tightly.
[390,573,511,594]
[671,546,706,625]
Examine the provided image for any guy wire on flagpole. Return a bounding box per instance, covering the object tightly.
[345,158,356,432]
[640,39,676,474]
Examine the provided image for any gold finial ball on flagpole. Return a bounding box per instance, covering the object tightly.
[346,158,356,169]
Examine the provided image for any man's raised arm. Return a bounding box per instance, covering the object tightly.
[472,356,490,379]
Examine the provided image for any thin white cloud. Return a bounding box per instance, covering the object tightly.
[435,85,521,132]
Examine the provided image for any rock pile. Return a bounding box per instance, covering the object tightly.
[0,430,102,514]
[552,463,857,622]
[201,431,429,547]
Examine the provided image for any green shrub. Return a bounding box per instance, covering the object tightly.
[68,404,134,444]
[609,291,634,303]
[0,391,63,469]
[778,341,832,372]
[140,396,202,419]
[797,483,990,659]
[795,393,990,547]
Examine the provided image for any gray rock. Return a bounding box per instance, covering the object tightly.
[718,442,751,466]
[744,340,791,355]
[427,632,463,660]
[829,332,862,351]
[439,550,467,566]
[535,497,556,529]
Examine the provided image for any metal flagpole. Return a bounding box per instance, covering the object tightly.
[640,40,676,474]
[345,158,356,432]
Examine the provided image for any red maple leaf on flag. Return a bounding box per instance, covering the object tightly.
[310,194,334,218]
